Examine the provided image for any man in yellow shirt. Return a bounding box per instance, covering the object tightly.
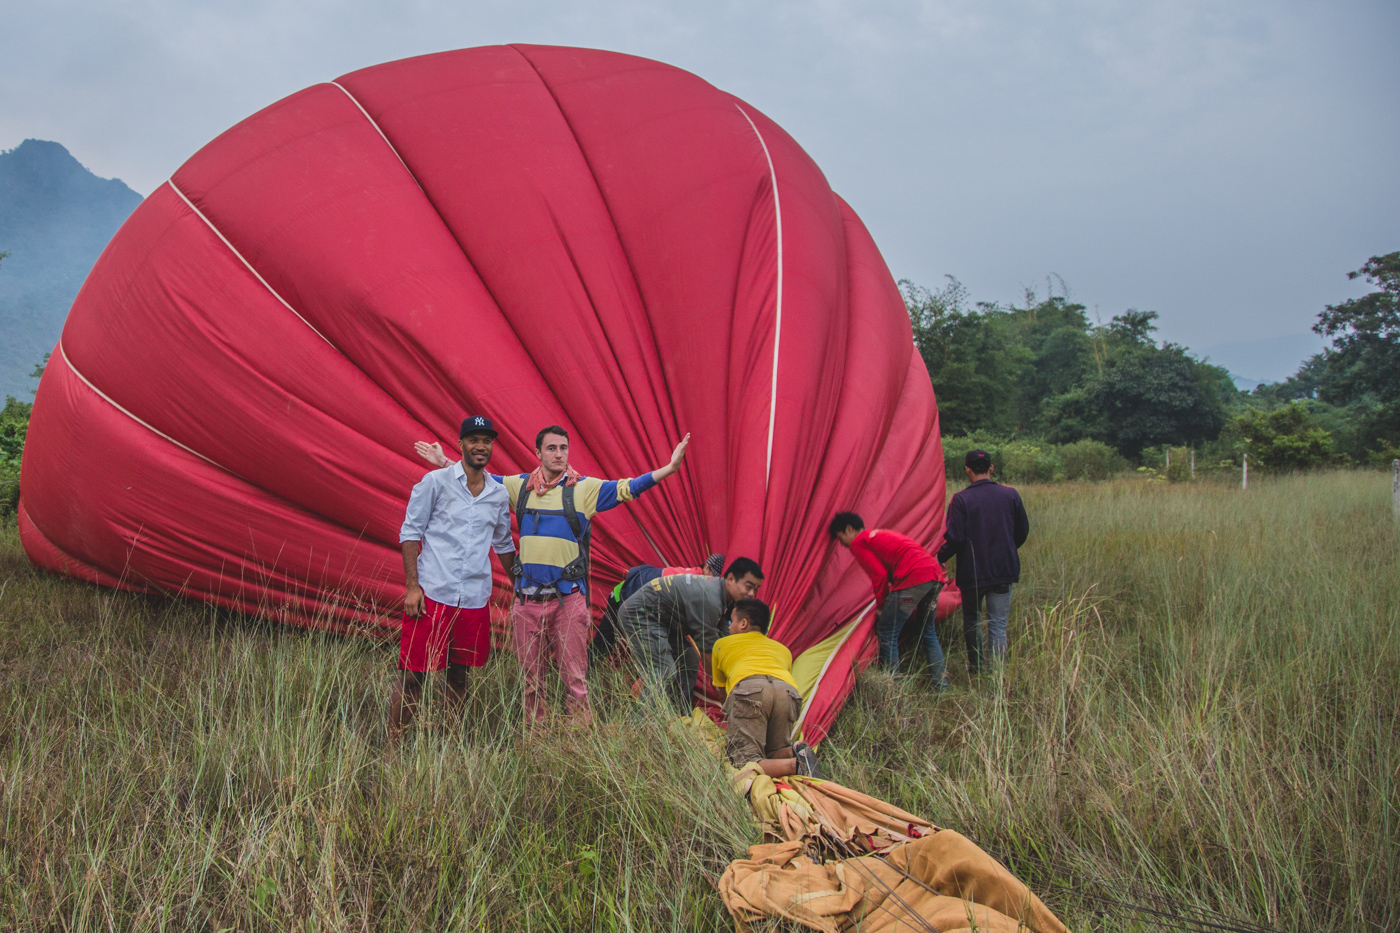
[711,599,821,779]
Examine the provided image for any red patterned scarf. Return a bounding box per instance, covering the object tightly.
[526,463,581,496]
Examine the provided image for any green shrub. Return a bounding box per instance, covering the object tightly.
[1224,402,1337,472]
[1164,446,1192,483]
[1000,442,1064,484]
[942,433,1128,484]
[0,466,17,520]
[0,396,28,520]
[1058,439,1126,481]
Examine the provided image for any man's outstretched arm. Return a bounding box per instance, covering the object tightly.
[649,433,690,482]
[592,434,691,511]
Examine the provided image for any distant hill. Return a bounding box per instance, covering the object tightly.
[0,139,142,399]
[1198,332,1327,390]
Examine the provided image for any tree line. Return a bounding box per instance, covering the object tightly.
[908,251,1400,480]
[2,252,1396,514]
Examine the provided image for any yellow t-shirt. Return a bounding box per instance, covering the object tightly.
[711,631,799,695]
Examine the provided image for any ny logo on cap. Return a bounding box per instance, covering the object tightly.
[474,417,485,426]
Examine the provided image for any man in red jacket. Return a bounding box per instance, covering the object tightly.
[829,512,951,690]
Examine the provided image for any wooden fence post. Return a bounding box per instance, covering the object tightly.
[1190,449,1195,481]
[1242,453,1248,490]
[1393,459,1398,519]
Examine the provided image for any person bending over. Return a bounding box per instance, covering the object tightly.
[596,553,725,656]
[830,511,950,690]
[616,557,764,714]
[711,598,820,778]
[393,416,515,746]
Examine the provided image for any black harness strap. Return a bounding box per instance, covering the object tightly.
[512,478,591,586]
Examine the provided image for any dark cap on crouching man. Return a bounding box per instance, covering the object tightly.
[391,416,516,745]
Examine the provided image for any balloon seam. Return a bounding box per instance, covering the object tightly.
[328,82,428,197]
[791,599,875,739]
[165,180,336,350]
[329,74,559,459]
[55,340,240,477]
[735,104,784,490]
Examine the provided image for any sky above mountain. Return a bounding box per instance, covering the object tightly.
[2,1,1396,382]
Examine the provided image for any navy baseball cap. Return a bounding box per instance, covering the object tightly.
[460,415,499,438]
[965,449,993,470]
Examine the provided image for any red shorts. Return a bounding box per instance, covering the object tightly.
[399,597,491,672]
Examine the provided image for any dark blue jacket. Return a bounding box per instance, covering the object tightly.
[937,479,1029,590]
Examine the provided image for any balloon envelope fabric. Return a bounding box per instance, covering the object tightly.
[19,45,947,744]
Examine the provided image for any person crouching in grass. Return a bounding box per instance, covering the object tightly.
[711,598,820,779]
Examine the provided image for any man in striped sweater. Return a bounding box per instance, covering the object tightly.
[417,425,689,723]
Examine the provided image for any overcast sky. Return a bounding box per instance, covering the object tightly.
[4,0,1397,380]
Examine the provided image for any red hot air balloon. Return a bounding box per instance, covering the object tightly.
[18,45,949,744]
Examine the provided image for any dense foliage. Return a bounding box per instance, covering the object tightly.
[904,279,1237,460]
[1252,252,1400,465]
[0,396,29,517]
[910,252,1400,473]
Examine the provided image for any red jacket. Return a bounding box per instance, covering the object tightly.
[850,528,947,606]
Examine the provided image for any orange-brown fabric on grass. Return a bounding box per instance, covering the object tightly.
[718,831,1068,933]
[729,763,933,854]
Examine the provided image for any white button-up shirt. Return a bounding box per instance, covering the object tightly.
[399,464,515,609]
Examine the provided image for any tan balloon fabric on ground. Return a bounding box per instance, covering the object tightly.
[684,693,1066,932]
[718,832,1068,933]
[729,762,933,854]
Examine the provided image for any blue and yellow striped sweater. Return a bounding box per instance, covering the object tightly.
[493,472,658,594]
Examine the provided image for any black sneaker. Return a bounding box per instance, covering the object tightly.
[793,741,822,779]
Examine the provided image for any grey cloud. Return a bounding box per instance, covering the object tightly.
[2,0,1396,376]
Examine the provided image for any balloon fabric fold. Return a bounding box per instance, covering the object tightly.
[19,45,946,744]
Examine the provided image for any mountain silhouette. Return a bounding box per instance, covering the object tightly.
[0,139,142,398]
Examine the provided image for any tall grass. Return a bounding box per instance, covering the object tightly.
[0,472,1394,930]
[0,534,752,930]
[827,471,1399,932]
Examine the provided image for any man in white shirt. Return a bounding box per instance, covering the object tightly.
[391,415,515,744]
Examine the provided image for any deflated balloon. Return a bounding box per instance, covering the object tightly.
[19,45,947,743]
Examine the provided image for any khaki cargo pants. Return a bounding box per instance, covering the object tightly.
[723,674,802,767]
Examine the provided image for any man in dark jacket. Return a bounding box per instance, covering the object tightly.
[937,450,1029,674]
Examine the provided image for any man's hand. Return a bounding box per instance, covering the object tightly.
[652,432,691,481]
[405,583,426,618]
[414,441,450,468]
[670,433,690,469]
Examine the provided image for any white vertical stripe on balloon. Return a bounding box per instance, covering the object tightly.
[790,599,876,739]
[56,340,240,477]
[328,81,429,198]
[166,180,336,350]
[735,104,784,489]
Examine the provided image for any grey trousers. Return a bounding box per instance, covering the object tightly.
[617,606,697,714]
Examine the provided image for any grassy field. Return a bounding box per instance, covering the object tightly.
[0,472,1395,931]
